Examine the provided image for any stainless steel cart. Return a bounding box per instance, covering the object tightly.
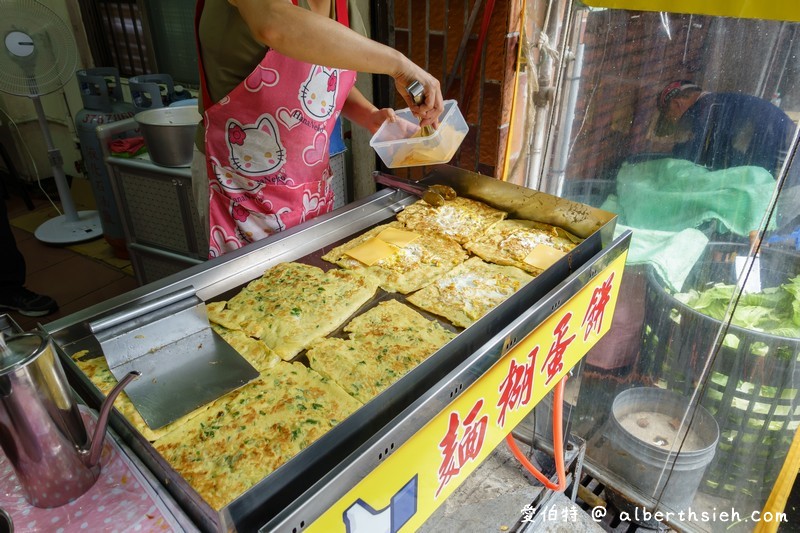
[43,165,629,532]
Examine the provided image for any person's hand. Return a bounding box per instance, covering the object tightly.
[392,59,444,128]
[393,116,421,138]
[367,107,397,135]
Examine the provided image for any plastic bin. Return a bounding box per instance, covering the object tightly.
[370,99,467,168]
[638,243,800,503]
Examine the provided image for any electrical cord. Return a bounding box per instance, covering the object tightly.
[0,106,62,215]
[506,374,568,491]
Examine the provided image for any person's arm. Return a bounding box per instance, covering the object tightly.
[229,0,442,126]
[341,86,396,134]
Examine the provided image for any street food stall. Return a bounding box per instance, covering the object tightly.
[0,0,799,531]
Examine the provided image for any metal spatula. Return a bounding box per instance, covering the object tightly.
[89,286,259,430]
[374,171,457,207]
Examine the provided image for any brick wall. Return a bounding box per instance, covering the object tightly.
[387,3,709,183]
[384,6,795,187]
[390,0,521,178]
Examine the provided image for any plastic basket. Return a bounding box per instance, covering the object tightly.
[638,243,800,503]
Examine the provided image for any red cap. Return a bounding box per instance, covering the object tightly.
[657,80,700,111]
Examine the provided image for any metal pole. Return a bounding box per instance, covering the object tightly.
[31,94,78,222]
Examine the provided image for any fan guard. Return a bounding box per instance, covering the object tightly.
[0,0,101,244]
[0,0,77,96]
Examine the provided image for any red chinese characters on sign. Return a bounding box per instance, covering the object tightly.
[436,399,488,497]
[435,271,618,498]
[581,271,615,341]
[496,348,538,427]
[493,271,618,423]
[542,312,575,386]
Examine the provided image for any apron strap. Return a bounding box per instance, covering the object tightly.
[335,0,349,28]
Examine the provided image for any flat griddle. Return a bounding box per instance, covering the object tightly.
[44,166,619,532]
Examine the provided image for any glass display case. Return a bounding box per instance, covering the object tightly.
[528,4,800,531]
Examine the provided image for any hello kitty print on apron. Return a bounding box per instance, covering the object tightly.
[196,0,355,257]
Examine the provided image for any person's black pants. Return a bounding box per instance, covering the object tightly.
[0,198,26,289]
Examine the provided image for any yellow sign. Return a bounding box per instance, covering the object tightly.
[306,250,628,532]
[581,0,800,23]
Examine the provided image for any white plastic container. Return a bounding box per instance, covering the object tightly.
[370,99,468,168]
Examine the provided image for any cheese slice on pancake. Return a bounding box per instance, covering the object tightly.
[464,219,581,275]
[523,244,567,271]
[407,256,534,328]
[376,227,420,247]
[218,262,379,360]
[395,197,507,244]
[343,237,398,266]
[153,362,361,510]
[306,299,456,403]
[322,222,467,294]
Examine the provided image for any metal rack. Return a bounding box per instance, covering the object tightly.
[95,119,349,286]
[96,119,205,285]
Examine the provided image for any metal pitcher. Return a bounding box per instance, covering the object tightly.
[0,331,138,508]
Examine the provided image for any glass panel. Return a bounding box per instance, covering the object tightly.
[544,6,800,530]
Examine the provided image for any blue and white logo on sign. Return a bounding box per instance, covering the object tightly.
[343,476,418,533]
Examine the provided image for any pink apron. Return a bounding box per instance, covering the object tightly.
[196,0,355,257]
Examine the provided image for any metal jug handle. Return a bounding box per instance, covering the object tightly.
[0,334,8,399]
[0,375,9,398]
[87,370,140,467]
[0,507,12,533]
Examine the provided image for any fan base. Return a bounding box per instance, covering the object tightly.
[35,210,104,244]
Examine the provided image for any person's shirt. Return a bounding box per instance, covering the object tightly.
[672,92,795,177]
[194,0,367,152]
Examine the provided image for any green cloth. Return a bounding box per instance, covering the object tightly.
[614,224,708,292]
[597,158,777,291]
[612,158,776,237]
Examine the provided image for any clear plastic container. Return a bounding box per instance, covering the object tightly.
[370,99,468,168]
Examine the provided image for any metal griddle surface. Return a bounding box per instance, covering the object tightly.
[45,166,617,532]
[210,221,463,361]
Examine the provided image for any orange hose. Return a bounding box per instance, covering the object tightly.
[506,375,568,491]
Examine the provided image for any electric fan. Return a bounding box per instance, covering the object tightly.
[0,0,102,244]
